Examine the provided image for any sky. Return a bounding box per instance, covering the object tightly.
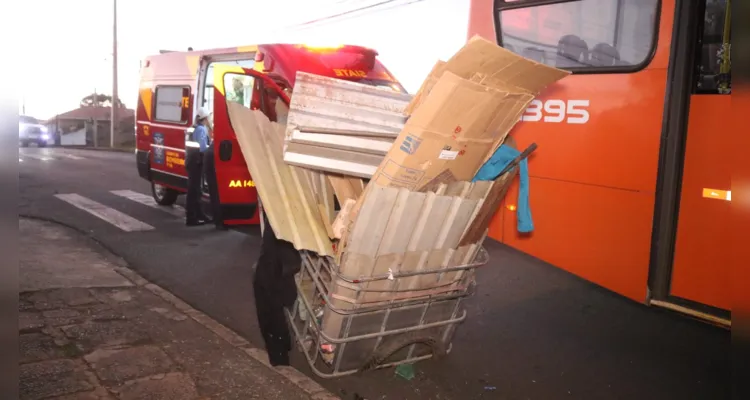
[16,0,470,120]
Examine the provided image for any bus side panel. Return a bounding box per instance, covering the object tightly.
[483,1,676,302]
[511,74,666,192]
[669,96,731,310]
[500,177,655,301]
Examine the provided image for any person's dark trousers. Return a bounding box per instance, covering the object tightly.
[253,210,301,366]
[202,145,224,229]
[185,150,206,225]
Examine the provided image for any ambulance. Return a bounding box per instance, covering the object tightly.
[135,44,406,225]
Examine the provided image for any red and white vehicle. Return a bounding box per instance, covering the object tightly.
[135,44,406,225]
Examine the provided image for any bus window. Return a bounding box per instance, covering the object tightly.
[497,0,659,72]
[695,0,731,94]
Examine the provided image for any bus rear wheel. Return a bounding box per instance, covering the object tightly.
[151,182,179,206]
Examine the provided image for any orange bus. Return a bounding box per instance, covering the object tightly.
[468,0,732,326]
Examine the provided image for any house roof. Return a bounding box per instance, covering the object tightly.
[47,106,135,123]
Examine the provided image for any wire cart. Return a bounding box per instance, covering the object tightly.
[286,247,490,378]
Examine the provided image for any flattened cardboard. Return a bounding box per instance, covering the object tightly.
[406,35,571,113]
[370,71,532,191]
[369,36,568,192]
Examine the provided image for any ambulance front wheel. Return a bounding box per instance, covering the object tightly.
[151,182,179,206]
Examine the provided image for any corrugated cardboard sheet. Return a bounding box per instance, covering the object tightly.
[322,137,519,338]
[321,178,506,338]
[369,35,570,191]
[227,102,334,256]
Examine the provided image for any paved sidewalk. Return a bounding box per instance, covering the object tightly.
[19,217,339,400]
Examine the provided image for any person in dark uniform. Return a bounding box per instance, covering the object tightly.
[185,107,211,226]
[253,202,301,366]
[202,131,226,230]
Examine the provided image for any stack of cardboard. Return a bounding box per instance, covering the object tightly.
[227,36,569,338]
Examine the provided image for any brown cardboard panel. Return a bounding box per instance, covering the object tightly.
[407,72,521,140]
[406,36,570,113]
[404,60,447,115]
[226,102,333,256]
[370,72,527,191]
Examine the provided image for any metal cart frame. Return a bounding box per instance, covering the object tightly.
[286,247,490,378]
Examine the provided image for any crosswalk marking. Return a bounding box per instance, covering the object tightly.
[54,193,155,232]
[18,150,86,162]
[110,190,185,218]
[21,153,53,161]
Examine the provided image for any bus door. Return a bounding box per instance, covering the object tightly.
[209,64,290,225]
[649,0,731,324]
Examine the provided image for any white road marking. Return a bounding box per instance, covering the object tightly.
[110,190,185,218]
[19,158,23,162]
[65,154,85,160]
[54,193,155,232]
[21,153,54,161]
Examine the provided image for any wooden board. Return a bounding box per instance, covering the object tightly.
[459,169,517,246]
[328,174,365,204]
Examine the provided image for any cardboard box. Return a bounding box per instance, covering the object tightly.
[406,36,571,114]
[371,36,570,191]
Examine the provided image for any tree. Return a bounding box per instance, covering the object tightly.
[80,93,125,108]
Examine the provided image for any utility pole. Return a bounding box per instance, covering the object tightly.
[93,88,99,147]
[111,0,118,148]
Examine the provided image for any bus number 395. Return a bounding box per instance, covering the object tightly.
[520,99,590,124]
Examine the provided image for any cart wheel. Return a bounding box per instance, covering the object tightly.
[358,331,447,373]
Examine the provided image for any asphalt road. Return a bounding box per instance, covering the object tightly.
[19,147,730,400]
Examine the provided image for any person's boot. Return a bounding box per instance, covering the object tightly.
[186,217,206,226]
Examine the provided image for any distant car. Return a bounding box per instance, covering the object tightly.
[19,115,50,147]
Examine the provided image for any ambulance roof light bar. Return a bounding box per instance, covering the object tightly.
[296,43,378,55]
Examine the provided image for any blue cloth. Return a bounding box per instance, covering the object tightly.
[194,124,209,153]
[472,144,533,233]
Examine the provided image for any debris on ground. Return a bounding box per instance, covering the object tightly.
[395,364,415,381]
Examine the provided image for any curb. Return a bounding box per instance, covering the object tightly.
[19,215,341,400]
[19,214,129,268]
[116,270,342,400]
